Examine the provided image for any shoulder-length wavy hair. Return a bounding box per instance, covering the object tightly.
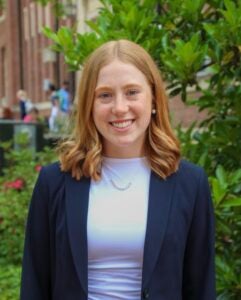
[58,39,180,180]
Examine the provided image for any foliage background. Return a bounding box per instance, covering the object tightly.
[0,0,241,299]
[0,142,56,299]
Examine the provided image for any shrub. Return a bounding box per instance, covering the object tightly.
[0,142,56,265]
[0,140,57,298]
[0,265,21,300]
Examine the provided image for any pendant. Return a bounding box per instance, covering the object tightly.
[110,179,132,191]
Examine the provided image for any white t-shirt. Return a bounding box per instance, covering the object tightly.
[87,157,151,300]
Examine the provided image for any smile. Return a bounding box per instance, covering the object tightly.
[110,120,133,129]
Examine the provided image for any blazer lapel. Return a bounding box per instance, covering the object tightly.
[142,171,177,289]
[65,174,90,295]
[64,170,177,293]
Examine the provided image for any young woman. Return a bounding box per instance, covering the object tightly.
[21,40,216,300]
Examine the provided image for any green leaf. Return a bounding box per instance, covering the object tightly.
[221,197,241,207]
[211,177,227,206]
[216,165,228,188]
[42,27,59,44]
[57,27,74,49]
[230,169,241,184]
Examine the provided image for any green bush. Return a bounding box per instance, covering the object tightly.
[210,167,241,298]
[0,265,21,300]
[0,139,57,298]
[0,142,56,265]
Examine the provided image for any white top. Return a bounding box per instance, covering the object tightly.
[87,157,151,300]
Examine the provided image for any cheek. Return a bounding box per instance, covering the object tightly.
[139,107,152,129]
[92,105,100,130]
[136,101,152,120]
[142,114,152,128]
[92,104,108,127]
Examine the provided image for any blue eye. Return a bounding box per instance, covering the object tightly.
[99,92,111,98]
[126,89,139,97]
[97,92,113,102]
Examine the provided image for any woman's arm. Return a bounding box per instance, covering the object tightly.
[182,168,216,300]
[20,167,51,300]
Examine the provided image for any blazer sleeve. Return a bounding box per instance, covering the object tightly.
[182,168,216,300]
[20,167,51,300]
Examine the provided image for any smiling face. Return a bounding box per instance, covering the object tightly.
[93,60,153,158]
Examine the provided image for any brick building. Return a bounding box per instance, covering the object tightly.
[0,0,205,125]
[0,0,75,118]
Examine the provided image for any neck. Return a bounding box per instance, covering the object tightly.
[103,146,146,159]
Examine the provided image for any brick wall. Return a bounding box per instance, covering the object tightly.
[0,0,75,119]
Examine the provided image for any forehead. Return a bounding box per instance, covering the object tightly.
[96,60,149,87]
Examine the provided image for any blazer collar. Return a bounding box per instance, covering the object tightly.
[141,171,177,289]
[65,174,90,295]
[65,170,177,295]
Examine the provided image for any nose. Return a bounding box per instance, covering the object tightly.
[111,94,129,115]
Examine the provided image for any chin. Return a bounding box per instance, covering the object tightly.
[114,138,135,147]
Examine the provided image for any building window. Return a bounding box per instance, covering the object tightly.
[37,3,43,33]
[0,0,5,18]
[0,47,6,98]
[30,2,36,38]
[23,7,30,41]
[62,0,76,17]
[44,3,51,28]
[0,4,5,22]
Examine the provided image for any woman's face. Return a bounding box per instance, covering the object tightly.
[93,59,152,158]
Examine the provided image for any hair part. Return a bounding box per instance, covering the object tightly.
[58,39,180,180]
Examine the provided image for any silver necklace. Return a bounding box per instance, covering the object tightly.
[110,179,132,191]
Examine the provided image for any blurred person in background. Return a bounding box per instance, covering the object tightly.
[58,80,72,115]
[23,107,39,123]
[16,90,33,120]
[16,90,27,120]
[0,107,13,120]
[48,83,60,132]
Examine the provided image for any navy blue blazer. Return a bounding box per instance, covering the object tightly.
[20,160,216,300]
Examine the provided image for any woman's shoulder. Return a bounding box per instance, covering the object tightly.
[169,159,210,195]
[179,159,204,172]
[39,161,66,185]
[41,161,62,175]
[36,162,67,196]
[176,159,207,181]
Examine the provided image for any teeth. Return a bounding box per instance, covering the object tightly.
[112,120,132,128]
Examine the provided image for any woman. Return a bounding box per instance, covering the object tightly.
[23,107,39,123]
[48,84,60,132]
[16,90,27,120]
[21,40,215,300]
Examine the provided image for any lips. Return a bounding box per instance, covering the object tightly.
[110,119,134,129]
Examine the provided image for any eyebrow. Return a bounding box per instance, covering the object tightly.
[95,83,142,92]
